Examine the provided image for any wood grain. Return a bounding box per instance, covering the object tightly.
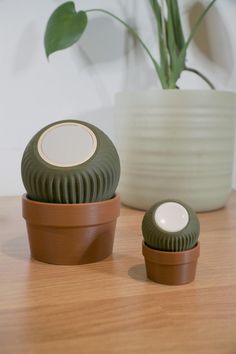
[0,195,236,354]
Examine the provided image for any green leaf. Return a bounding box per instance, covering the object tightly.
[166,0,179,70]
[149,0,172,87]
[169,0,216,88]
[44,2,88,58]
[168,0,185,52]
[149,1,166,70]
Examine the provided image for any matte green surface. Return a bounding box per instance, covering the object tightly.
[142,200,200,252]
[44,2,88,58]
[21,120,120,204]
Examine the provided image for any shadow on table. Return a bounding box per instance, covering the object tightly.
[128,264,147,283]
[2,238,149,285]
[2,236,30,261]
[84,252,149,282]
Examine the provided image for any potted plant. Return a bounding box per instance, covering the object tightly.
[21,119,120,265]
[142,199,200,285]
[44,0,236,212]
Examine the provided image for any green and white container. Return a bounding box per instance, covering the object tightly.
[22,120,120,203]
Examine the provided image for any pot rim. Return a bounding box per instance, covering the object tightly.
[116,89,236,97]
[22,193,119,208]
[22,194,120,227]
[115,90,236,109]
[142,241,200,265]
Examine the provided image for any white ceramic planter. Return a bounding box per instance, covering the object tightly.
[115,90,236,211]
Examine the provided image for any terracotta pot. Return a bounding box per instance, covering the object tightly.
[142,241,200,285]
[22,194,120,265]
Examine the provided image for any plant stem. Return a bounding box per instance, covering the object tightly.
[85,8,167,88]
[184,67,215,89]
[169,0,216,88]
[160,0,170,82]
[160,0,167,52]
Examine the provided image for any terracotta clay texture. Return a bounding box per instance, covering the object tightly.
[142,241,200,285]
[22,194,120,265]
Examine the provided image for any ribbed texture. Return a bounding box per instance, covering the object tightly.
[142,200,200,252]
[21,120,120,204]
[115,90,236,211]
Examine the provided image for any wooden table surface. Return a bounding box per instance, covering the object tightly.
[0,195,236,354]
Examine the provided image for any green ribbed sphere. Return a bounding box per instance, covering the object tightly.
[21,120,120,203]
[142,200,200,252]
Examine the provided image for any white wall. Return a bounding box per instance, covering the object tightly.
[0,0,236,195]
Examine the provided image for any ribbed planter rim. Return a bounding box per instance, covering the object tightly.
[116,90,236,108]
[116,89,236,96]
[22,194,120,227]
[142,241,200,265]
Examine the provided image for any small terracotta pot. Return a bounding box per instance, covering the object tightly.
[22,194,120,265]
[142,241,200,285]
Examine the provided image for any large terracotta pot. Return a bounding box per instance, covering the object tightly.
[22,194,120,265]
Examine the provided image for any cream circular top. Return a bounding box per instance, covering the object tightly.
[154,202,189,232]
[37,122,97,167]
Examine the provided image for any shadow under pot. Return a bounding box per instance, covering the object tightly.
[22,194,120,265]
